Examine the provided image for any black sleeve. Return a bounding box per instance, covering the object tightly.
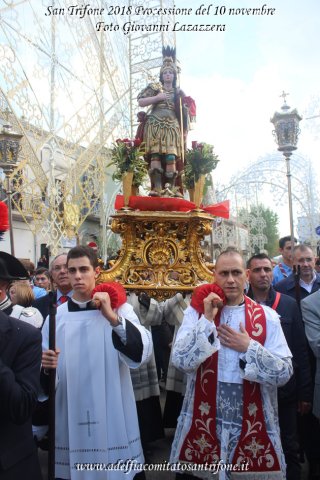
[40,368,50,394]
[32,294,50,321]
[112,319,143,363]
[291,302,313,402]
[239,358,247,370]
[0,324,42,424]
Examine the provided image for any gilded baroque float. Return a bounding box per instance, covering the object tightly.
[98,209,215,301]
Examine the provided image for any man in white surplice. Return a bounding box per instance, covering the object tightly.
[170,250,293,480]
[42,246,152,480]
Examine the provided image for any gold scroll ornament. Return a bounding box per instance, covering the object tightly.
[98,209,215,301]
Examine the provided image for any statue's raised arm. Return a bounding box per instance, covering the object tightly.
[137,47,192,197]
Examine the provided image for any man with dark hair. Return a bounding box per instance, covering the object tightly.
[42,246,152,480]
[247,253,312,480]
[66,244,98,267]
[0,251,42,480]
[272,235,298,285]
[34,267,51,292]
[170,249,293,479]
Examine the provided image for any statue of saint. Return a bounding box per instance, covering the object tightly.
[137,47,190,196]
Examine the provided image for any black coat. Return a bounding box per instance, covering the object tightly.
[275,272,320,303]
[0,312,42,480]
[32,293,53,322]
[274,274,320,382]
[247,287,312,405]
[33,290,71,322]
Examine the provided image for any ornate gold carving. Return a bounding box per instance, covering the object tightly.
[98,210,215,301]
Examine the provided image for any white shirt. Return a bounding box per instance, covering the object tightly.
[300,272,317,293]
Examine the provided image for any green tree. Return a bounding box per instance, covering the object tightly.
[239,204,279,257]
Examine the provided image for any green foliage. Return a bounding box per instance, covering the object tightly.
[239,204,279,256]
[107,139,148,187]
[184,142,219,189]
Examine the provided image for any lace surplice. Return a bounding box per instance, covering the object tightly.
[170,305,293,480]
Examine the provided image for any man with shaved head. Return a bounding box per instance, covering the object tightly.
[170,249,293,480]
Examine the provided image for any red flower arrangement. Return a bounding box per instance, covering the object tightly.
[184,141,219,189]
[107,138,148,187]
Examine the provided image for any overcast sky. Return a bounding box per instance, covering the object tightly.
[172,0,320,234]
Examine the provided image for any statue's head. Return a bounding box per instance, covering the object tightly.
[159,46,177,87]
[160,65,177,87]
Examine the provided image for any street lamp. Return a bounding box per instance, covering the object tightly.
[0,123,23,255]
[270,92,302,250]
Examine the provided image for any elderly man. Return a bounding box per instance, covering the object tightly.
[275,244,320,302]
[170,249,293,480]
[33,253,72,320]
[247,253,312,480]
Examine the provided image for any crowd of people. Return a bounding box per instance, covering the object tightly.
[1,236,320,480]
